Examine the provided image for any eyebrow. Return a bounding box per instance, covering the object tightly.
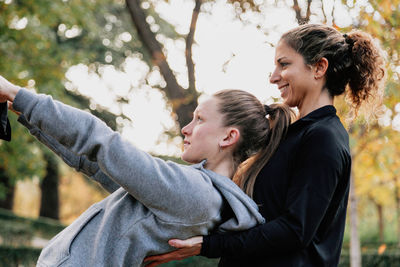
[277,57,288,63]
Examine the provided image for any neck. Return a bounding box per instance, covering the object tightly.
[205,157,236,178]
[298,88,333,118]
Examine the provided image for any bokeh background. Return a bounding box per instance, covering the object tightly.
[0,0,399,266]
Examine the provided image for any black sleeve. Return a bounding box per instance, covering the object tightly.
[201,125,346,258]
[0,102,11,141]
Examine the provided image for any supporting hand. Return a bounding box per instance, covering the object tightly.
[144,236,203,267]
[0,75,21,103]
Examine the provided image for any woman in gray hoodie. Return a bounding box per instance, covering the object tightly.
[0,76,292,267]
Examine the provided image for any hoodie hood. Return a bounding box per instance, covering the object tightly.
[194,161,265,232]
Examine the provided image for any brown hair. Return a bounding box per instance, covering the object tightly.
[214,90,294,198]
[281,24,386,120]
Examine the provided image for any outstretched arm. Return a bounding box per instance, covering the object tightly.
[0,75,222,224]
[1,76,120,193]
[18,114,120,193]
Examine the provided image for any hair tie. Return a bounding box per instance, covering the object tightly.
[264,104,273,119]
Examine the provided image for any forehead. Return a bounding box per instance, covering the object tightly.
[196,96,220,115]
[274,40,302,61]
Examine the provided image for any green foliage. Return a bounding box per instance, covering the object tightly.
[0,0,183,194]
[341,0,400,242]
[339,250,400,267]
[0,208,65,266]
[0,113,45,181]
[0,0,152,196]
[0,208,65,243]
[0,246,41,267]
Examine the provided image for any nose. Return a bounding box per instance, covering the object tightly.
[181,121,193,136]
[269,67,280,84]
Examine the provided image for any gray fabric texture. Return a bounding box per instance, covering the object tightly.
[13,88,265,267]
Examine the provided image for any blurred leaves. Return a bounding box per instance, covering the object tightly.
[338,0,400,230]
[0,0,150,196]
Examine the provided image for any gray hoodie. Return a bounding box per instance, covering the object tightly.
[13,88,265,267]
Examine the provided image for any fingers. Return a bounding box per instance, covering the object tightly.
[144,250,183,262]
[168,236,203,248]
[143,236,203,266]
[168,239,189,248]
[144,254,166,262]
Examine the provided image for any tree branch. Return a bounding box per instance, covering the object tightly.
[186,0,202,96]
[293,0,313,25]
[125,0,198,129]
[321,0,327,23]
[305,0,312,22]
[293,0,303,24]
[126,0,183,100]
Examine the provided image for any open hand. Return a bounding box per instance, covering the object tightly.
[144,236,203,267]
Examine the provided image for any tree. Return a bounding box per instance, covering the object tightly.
[125,0,200,129]
[0,0,176,216]
[339,0,400,265]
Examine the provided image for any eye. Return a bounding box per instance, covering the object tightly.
[196,115,203,122]
[280,62,289,68]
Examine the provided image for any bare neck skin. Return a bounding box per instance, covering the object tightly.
[205,153,236,179]
[298,87,333,119]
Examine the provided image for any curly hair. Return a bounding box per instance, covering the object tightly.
[281,24,386,120]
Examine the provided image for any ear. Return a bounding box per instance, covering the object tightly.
[313,57,329,79]
[219,127,240,148]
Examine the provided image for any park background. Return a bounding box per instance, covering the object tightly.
[0,0,399,266]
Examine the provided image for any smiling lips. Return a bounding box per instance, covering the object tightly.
[279,84,289,97]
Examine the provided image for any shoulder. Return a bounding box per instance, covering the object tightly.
[300,116,350,159]
[305,116,348,144]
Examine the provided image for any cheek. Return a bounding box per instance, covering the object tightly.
[194,126,212,138]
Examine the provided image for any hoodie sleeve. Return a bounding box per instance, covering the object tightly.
[17,114,120,193]
[13,89,222,224]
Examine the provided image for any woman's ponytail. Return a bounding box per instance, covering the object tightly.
[345,31,386,120]
[233,103,293,198]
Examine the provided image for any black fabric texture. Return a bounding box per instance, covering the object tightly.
[201,105,351,267]
[0,102,11,141]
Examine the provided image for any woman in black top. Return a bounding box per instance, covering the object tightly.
[145,24,386,266]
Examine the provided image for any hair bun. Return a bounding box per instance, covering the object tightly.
[343,33,355,50]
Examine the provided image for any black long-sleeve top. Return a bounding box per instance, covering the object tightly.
[201,105,351,266]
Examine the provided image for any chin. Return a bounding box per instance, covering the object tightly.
[181,154,198,164]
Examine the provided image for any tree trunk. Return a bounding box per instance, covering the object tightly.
[0,168,14,210]
[395,177,400,248]
[39,152,59,220]
[349,171,361,267]
[376,203,384,243]
[186,0,202,96]
[293,0,312,24]
[125,0,198,130]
